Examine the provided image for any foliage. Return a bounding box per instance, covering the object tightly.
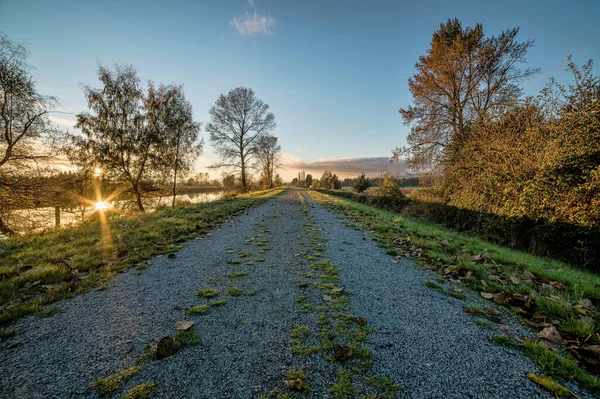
[320,170,341,190]
[351,173,372,193]
[70,64,201,212]
[206,87,276,192]
[0,34,61,234]
[395,18,538,170]
[254,134,282,189]
[149,84,203,207]
[316,187,409,213]
[409,59,600,268]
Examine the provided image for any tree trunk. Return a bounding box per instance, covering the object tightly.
[133,183,145,212]
[172,132,181,208]
[240,153,247,193]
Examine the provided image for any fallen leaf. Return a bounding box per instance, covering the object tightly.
[156,337,179,359]
[537,326,566,345]
[499,325,515,335]
[481,292,494,299]
[526,373,572,397]
[333,344,353,361]
[488,275,503,282]
[322,295,332,302]
[175,321,195,331]
[508,276,521,285]
[484,307,500,316]
[355,316,367,326]
[523,270,535,279]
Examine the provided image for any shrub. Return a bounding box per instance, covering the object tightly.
[352,173,372,193]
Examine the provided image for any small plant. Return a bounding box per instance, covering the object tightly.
[187,305,210,315]
[120,382,156,399]
[245,261,254,265]
[386,248,399,256]
[475,318,492,329]
[489,334,519,348]
[196,288,219,298]
[226,271,248,278]
[523,340,600,393]
[560,317,595,340]
[286,369,310,392]
[176,330,201,346]
[424,280,441,290]
[0,328,19,339]
[228,286,244,296]
[329,371,355,398]
[463,305,485,315]
[93,366,144,396]
[209,298,227,307]
[290,325,311,344]
[227,259,241,265]
[352,173,372,193]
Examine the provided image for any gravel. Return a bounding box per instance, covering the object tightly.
[301,191,550,398]
[0,189,572,398]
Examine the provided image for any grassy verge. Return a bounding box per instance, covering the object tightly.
[307,189,600,395]
[0,188,284,326]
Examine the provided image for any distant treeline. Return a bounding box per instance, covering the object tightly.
[341,176,419,188]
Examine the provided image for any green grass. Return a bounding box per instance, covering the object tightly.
[559,317,596,340]
[463,305,485,316]
[93,366,144,396]
[227,286,244,296]
[175,330,201,346]
[187,305,210,315]
[196,288,219,298]
[209,298,227,307]
[119,382,156,399]
[523,341,600,394]
[0,328,19,339]
[226,271,248,278]
[0,188,284,326]
[328,371,355,399]
[475,318,492,329]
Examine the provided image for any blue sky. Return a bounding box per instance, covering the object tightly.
[1,0,599,180]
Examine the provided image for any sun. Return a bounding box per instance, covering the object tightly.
[94,201,112,211]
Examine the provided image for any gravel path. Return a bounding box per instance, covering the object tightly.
[301,191,550,398]
[0,189,555,398]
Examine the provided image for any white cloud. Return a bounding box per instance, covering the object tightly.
[231,10,276,36]
[48,114,76,127]
[247,0,255,5]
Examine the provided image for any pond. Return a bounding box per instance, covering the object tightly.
[5,191,224,235]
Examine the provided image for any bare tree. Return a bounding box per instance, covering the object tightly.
[393,19,538,170]
[254,134,281,189]
[0,34,60,234]
[206,87,276,192]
